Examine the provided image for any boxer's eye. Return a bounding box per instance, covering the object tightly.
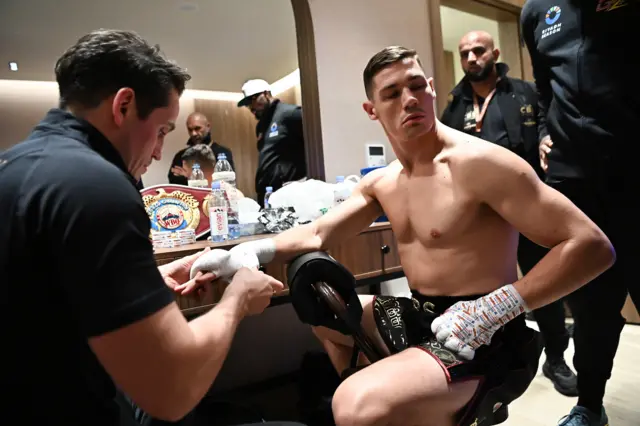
[383,91,400,100]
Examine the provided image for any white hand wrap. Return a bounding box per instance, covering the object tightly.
[189,239,276,280]
[430,284,527,360]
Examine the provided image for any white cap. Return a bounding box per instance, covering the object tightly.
[237,79,271,107]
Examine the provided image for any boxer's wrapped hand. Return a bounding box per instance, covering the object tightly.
[178,239,276,295]
[160,247,216,293]
[430,284,527,360]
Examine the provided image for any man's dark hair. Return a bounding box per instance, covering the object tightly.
[182,144,216,167]
[363,46,422,99]
[55,29,191,119]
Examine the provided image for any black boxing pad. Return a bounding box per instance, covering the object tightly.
[287,251,362,335]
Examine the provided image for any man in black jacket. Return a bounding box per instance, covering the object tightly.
[522,1,639,425]
[167,112,234,185]
[441,30,576,397]
[237,79,307,203]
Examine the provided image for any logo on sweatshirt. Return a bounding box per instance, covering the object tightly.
[269,122,279,138]
[545,6,561,25]
[596,0,628,12]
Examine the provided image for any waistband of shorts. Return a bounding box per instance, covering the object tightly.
[409,290,528,329]
[410,290,487,315]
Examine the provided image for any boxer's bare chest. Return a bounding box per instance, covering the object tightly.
[375,164,487,248]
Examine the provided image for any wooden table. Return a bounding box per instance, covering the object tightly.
[155,222,404,317]
[156,223,639,324]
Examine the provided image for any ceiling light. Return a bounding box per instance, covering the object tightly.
[8,62,18,72]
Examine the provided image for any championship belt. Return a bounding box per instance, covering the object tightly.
[140,184,213,239]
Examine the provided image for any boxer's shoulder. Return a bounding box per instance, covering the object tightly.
[358,161,400,196]
[442,131,535,184]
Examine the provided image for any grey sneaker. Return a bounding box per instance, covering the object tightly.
[543,357,578,396]
[558,406,609,426]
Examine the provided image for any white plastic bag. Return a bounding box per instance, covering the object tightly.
[267,176,361,223]
[266,179,333,222]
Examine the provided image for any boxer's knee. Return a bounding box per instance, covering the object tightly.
[332,381,392,426]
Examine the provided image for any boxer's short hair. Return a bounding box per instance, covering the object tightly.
[182,144,217,167]
[55,29,191,119]
[363,46,423,99]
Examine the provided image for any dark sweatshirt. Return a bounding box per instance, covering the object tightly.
[521,0,638,179]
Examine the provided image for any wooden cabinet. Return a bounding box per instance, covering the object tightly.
[154,222,401,315]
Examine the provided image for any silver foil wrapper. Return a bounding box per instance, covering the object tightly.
[258,207,300,233]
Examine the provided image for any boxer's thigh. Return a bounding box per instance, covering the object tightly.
[312,295,388,350]
[332,347,479,426]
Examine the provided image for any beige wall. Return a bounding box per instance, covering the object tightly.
[0,79,193,187]
[309,0,435,182]
[0,80,58,152]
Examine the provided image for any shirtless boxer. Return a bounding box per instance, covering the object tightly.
[185,46,615,426]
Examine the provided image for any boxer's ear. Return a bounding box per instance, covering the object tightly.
[427,77,437,99]
[362,101,378,121]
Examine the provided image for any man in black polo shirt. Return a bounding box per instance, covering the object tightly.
[237,79,307,203]
[0,29,294,426]
[440,30,577,397]
[168,112,235,185]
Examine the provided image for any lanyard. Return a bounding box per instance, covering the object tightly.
[472,87,498,132]
[473,79,500,132]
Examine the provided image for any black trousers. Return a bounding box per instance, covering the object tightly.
[517,235,570,360]
[541,168,640,408]
[116,390,306,426]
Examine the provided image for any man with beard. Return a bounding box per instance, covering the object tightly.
[167,112,234,185]
[440,30,577,397]
[237,79,307,203]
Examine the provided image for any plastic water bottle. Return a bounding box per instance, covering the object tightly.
[333,176,351,208]
[213,154,240,239]
[209,181,228,242]
[188,163,208,188]
[264,186,273,209]
[213,154,236,186]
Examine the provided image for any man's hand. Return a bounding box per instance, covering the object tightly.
[539,136,553,172]
[430,285,527,360]
[179,240,276,295]
[171,165,190,178]
[159,248,216,293]
[221,268,284,317]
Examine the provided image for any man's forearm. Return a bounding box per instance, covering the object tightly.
[236,223,323,266]
[271,222,323,262]
[168,296,245,417]
[513,234,615,311]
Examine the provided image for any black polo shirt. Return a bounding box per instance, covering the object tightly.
[0,109,174,425]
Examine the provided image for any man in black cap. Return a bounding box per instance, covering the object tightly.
[238,78,307,203]
[168,112,234,185]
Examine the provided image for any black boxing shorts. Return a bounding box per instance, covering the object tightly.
[373,291,542,425]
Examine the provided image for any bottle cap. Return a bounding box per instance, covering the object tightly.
[336,175,345,182]
[211,181,221,189]
[266,186,273,192]
[193,163,200,168]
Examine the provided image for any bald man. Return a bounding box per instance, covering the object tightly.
[168,112,235,185]
[440,30,577,398]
